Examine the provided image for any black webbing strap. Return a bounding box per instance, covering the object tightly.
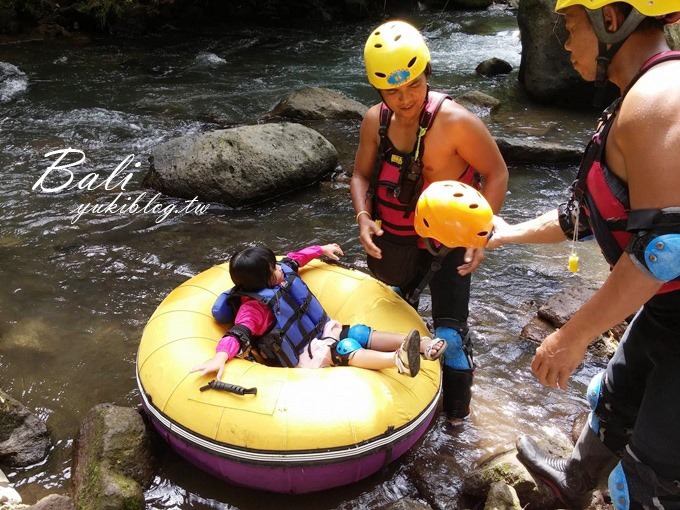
[404,242,451,307]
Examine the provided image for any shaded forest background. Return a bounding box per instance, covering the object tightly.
[0,0,499,36]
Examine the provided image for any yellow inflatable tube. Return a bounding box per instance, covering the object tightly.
[136,260,442,494]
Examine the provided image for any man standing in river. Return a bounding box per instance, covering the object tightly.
[488,1,680,508]
[350,20,508,425]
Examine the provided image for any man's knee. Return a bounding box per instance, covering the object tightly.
[435,326,474,419]
[588,370,635,455]
[609,449,680,509]
[435,326,473,371]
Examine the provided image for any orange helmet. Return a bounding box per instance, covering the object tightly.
[414,181,493,248]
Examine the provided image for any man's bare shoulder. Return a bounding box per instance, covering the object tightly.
[441,95,473,114]
[360,102,382,126]
[615,60,680,203]
[436,97,480,124]
[625,60,680,118]
[431,96,485,137]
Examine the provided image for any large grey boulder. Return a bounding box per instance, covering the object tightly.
[462,445,567,509]
[517,0,602,106]
[267,87,367,121]
[27,494,75,509]
[484,481,523,510]
[476,57,513,77]
[519,0,677,106]
[455,90,502,118]
[145,122,338,207]
[520,286,626,360]
[0,389,50,467]
[264,88,366,175]
[71,404,153,510]
[495,135,583,164]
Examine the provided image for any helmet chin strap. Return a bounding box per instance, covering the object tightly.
[592,41,623,106]
[585,7,646,106]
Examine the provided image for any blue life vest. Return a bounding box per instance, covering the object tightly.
[212,258,329,367]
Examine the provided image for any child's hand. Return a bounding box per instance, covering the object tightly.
[190,352,229,380]
[321,243,344,261]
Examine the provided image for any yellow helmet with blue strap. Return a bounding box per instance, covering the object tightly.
[364,20,430,90]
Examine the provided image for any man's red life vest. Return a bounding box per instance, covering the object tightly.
[573,51,680,294]
[371,90,480,238]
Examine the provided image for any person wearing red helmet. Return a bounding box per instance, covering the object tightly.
[488,1,680,508]
[350,20,508,424]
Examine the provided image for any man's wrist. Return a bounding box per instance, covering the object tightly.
[355,210,371,224]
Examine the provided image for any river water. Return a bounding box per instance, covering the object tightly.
[1,8,612,509]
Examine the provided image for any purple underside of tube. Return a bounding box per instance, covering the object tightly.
[145,403,437,494]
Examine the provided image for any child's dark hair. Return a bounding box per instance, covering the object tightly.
[229,245,276,292]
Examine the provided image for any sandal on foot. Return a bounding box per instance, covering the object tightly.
[396,329,421,377]
[423,337,448,361]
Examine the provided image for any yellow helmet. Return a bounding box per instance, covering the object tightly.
[555,0,677,17]
[414,181,493,249]
[364,20,431,90]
